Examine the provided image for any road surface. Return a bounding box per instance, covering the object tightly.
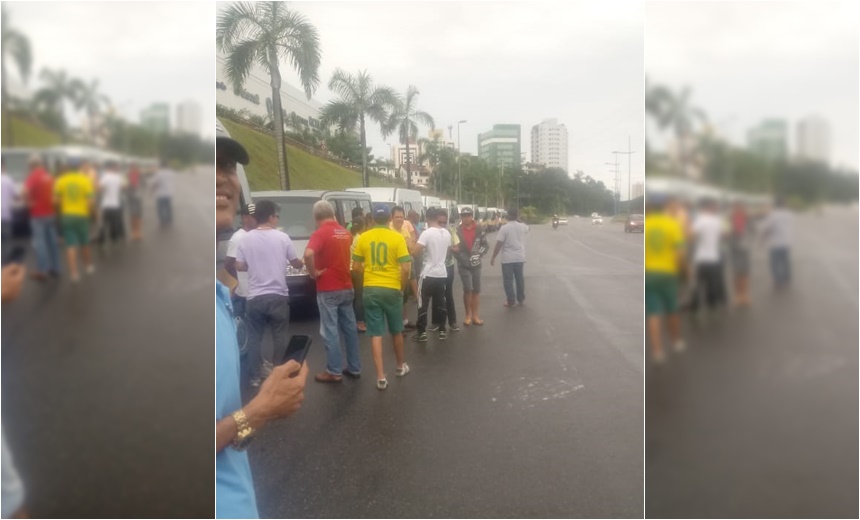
[246,217,644,518]
[645,205,859,518]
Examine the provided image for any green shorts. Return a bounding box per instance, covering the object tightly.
[645,272,679,316]
[364,286,404,337]
[61,216,90,247]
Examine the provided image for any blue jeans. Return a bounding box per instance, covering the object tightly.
[157,197,172,226]
[770,247,791,286]
[31,216,62,274]
[501,262,526,304]
[317,289,361,375]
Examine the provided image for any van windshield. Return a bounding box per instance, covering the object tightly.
[268,197,317,240]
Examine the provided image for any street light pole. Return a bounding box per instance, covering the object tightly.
[605,160,620,215]
[457,120,466,202]
[613,139,636,213]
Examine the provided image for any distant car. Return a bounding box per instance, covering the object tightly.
[591,212,599,218]
[592,215,603,225]
[558,217,569,225]
[625,214,644,233]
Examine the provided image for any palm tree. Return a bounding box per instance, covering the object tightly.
[418,134,443,192]
[382,86,434,189]
[37,68,79,142]
[72,78,111,145]
[217,1,322,190]
[646,82,707,177]
[321,69,398,187]
[2,5,32,144]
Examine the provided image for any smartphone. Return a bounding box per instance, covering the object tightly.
[2,246,27,266]
[281,335,312,376]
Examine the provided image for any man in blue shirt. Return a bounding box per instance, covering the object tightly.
[215,120,309,519]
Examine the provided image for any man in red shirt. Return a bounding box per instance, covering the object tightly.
[22,155,61,280]
[304,200,361,383]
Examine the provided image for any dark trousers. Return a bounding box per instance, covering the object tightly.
[101,208,126,243]
[502,262,526,304]
[246,294,290,380]
[417,277,447,333]
[432,264,457,326]
[690,262,727,311]
[351,271,364,323]
[157,197,172,226]
[770,247,791,286]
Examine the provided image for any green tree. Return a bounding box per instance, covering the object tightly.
[382,85,434,189]
[37,68,79,142]
[321,69,397,187]
[646,82,707,177]
[217,1,322,190]
[71,78,110,145]
[1,6,31,108]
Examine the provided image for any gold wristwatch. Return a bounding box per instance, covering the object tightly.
[231,409,255,451]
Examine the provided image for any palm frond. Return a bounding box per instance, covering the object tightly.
[215,1,262,53]
[328,68,358,103]
[320,100,358,132]
[224,38,262,91]
[277,10,322,99]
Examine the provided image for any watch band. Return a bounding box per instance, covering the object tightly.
[231,409,255,451]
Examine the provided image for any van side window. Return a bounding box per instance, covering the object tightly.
[360,199,372,215]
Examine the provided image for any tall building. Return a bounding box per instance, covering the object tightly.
[478,124,521,169]
[140,103,170,135]
[176,100,202,135]
[632,182,644,199]
[747,119,788,162]
[530,118,569,172]
[796,115,831,165]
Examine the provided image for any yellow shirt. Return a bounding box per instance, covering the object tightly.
[353,226,411,290]
[54,172,94,217]
[645,213,684,274]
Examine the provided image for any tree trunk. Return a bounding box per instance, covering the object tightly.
[405,129,412,189]
[360,115,368,187]
[269,49,290,190]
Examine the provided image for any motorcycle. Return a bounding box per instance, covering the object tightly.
[552,219,559,230]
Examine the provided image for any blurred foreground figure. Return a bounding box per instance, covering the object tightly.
[644,195,686,364]
[215,121,309,519]
[127,163,144,241]
[150,161,174,228]
[54,159,95,282]
[23,155,61,280]
[2,262,28,518]
[1,159,17,261]
[98,161,127,246]
[689,198,728,314]
[760,197,793,289]
[729,201,752,306]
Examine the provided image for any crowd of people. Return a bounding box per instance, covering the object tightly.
[214,121,531,518]
[644,193,794,365]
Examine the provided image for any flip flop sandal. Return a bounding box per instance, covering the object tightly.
[473,319,485,326]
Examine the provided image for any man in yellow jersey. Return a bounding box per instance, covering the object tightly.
[353,204,412,390]
[54,158,95,282]
[645,194,686,364]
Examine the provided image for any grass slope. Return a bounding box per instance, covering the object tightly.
[221,119,397,192]
[1,113,62,147]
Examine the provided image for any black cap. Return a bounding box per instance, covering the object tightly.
[240,203,255,216]
[216,119,250,165]
[460,207,473,215]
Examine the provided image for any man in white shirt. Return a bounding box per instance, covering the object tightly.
[225,203,257,318]
[99,160,126,244]
[690,198,727,312]
[150,161,175,227]
[491,208,529,307]
[760,197,793,289]
[412,207,452,342]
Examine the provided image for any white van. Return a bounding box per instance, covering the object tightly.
[346,187,424,217]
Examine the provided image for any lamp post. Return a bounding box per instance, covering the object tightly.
[613,137,636,213]
[457,120,467,202]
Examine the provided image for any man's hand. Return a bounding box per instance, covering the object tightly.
[1,264,26,303]
[244,360,308,429]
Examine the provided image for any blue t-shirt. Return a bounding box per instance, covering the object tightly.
[216,282,259,519]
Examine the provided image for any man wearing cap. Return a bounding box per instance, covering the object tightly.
[54,158,95,282]
[454,206,489,326]
[235,199,304,388]
[23,155,61,279]
[352,203,412,390]
[215,120,308,519]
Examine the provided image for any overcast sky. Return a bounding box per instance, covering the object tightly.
[218,1,644,191]
[646,1,859,171]
[5,2,215,139]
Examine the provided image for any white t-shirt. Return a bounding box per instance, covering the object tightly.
[99,172,125,209]
[235,228,299,299]
[692,212,723,264]
[761,209,792,248]
[417,226,451,279]
[497,221,529,264]
[152,169,174,198]
[227,228,250,298]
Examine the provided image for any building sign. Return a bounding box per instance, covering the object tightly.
[233,86,260,105]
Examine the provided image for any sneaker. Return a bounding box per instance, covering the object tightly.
[449,324,461,332]
[376,378,388,390]
[428,325,441,332]
[404,322,417,330]
[395,363,410,377]
[438,330,448,341]
[412,332,428,343]
[673,340,687,353]
[342,369,361,379]
[249,377,263,388]
[315,372,343,383]
[86,265,95,275]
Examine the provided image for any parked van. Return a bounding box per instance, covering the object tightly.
[346,187,424,217]
[251,189,372,306]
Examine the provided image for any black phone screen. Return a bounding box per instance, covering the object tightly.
[281,335,312,368]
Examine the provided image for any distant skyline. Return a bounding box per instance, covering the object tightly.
[218,1,644,190]
[5,2,215,139]
[646,1,858,171]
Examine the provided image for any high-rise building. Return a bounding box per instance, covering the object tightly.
[747,119,788,162]
[796,115,831,165]
[632,182,644,199]
[176,100,202,135]
[530,119,568,172]
[478,124,521,169]
[140,103,170,135]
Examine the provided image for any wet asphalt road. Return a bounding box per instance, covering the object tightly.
[246,217,644,518]
[1,170,214,518]
[645,205,859,518]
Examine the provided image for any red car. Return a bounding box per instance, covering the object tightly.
[625,214,644,233]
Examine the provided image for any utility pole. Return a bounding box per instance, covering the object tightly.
[613,138,636,213]
[457,120,467,202]
[605,159,620,216]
